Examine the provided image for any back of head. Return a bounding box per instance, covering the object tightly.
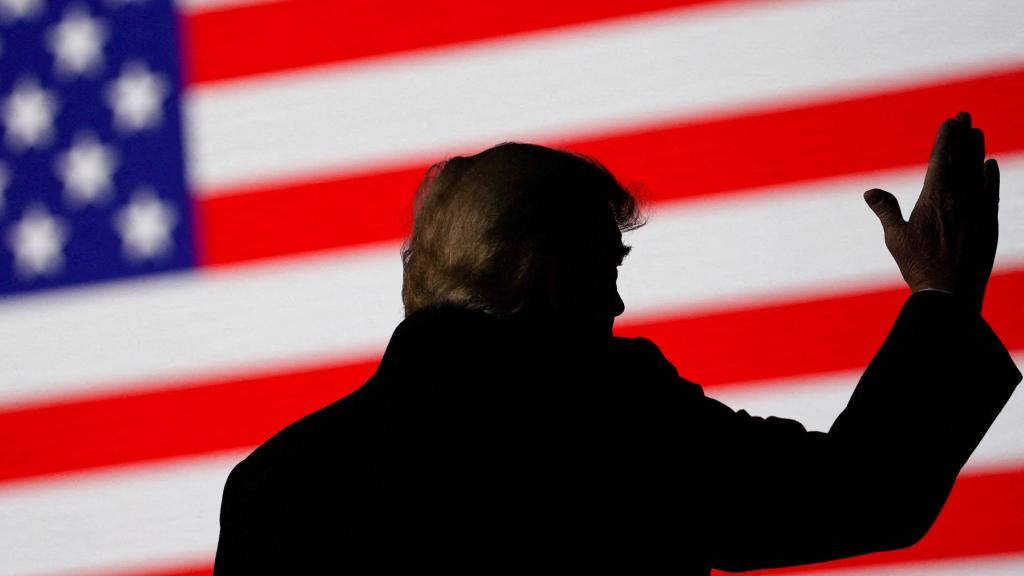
[401,142,643,321]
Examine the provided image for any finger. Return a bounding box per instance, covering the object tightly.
[965,127,986,196]
[984,158,1000,208]
[928,118,955,165]
[968,127,985,162]
[953,112,972,168]
[864,188,905,231]
[923,118,956,195]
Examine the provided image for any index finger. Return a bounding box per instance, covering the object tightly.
[922,116,962,198]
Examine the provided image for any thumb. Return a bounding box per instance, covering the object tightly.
[863,188,904,231]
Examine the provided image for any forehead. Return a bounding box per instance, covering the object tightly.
[580,205,628,262]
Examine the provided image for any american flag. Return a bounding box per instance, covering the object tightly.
[1,0,1022,574]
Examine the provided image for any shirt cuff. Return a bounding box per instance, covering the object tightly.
[916,287,953,294]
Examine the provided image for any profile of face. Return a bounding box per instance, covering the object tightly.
[549,204,630,338]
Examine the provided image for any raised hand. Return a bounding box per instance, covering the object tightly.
[864,112,999,315]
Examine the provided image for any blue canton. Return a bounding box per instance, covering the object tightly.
[0,0,194,297]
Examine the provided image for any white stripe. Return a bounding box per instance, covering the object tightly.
[176,0,278,12]
[709,354,1024,474]
[0,242,405,408]
[0,450,242,576]
[781,553,1024,576]
[617,153,1024,321]
[2,154,1023,408]
[2,366,1020,576]
[185,0,1024,193]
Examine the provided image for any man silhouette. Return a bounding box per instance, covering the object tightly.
[214,112,1020,574]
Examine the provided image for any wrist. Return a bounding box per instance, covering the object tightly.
[912,285,984,316]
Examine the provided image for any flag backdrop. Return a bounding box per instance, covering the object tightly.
[1,0,1023,574]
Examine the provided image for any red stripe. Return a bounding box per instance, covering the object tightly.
[196,67,1024,267]
[720,468,1024,574]
[571,66,1024,205]
[182,0,745,85]
[112,565,211,576]
[197,168,422,266]
[0,269,1019,483]
[0,359,377,482]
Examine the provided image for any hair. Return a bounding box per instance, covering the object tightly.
[401,142,645,318]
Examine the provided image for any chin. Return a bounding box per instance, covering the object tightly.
[547,310,615,345]
[578,314,615,341]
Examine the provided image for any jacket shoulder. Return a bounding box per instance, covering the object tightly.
[223,377,381,509]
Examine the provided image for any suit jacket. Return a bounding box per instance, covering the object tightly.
[213,291,1020,574]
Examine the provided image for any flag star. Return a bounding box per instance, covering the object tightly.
[55,132,120,207]
[105,61,168,133]
[0,0,44,22]
[5,204,70,279]
[113,186,177,262]
[46,4,109,78]
[2,77,59,151]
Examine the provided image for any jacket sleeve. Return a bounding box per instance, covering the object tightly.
[667,290,1020,571]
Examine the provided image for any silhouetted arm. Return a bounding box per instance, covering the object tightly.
[688,290,1019,571]
[680,111,1017,570]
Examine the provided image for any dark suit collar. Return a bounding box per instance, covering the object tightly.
[378,304,614,375]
